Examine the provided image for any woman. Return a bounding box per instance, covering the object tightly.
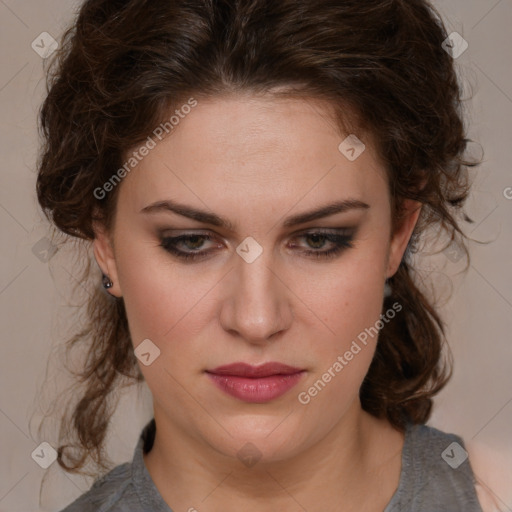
[35,0,505,510]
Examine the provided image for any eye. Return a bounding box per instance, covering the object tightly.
[289,230,355,259]
[159,233,216,261]
[159,229,355,262]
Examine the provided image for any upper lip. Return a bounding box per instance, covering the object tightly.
[206,362,304,378]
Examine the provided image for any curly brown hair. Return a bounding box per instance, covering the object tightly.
[35,0,480,478]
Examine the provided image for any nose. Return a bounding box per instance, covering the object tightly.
[219,249,292,346]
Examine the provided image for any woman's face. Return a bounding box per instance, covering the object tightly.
[94,93,420,463]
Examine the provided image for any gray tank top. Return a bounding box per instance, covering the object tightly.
[59,418,484,511]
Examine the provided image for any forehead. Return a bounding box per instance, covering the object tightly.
[117,94,388,222]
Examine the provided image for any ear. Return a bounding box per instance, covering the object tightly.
[92,221,122,297]
[386,198,422,278]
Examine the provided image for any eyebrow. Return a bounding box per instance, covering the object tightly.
[140,198,370,229]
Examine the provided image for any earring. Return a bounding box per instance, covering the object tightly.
[102,273,113,289]
[384,279,392,298]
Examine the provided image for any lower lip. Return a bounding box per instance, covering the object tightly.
[206,372,305,403]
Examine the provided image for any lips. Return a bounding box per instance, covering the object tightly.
[205,362,305,403]
[207,362,303,378]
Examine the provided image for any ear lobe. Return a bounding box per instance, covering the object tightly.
[386,199,422,278]
[92,221,122,297]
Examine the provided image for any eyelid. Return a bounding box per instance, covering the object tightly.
[158,226,357,238]
[158,227,357,251]
[293,226,356,234]
[158,227,357,263]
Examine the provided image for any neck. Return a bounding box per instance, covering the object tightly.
[143,404,404,512]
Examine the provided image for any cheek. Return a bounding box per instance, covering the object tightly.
[318,257,387,345]
[297,266,387,417]
[115,238,216,362]
[302,241,388,397]
[114,238,177,342]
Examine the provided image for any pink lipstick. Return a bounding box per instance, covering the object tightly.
[206,362,305,403]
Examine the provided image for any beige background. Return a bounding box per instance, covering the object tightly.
[0,0,511,510]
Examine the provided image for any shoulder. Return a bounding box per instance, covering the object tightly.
[388,423,485,512]
[465,440,512,512]
[58,462,136,512]
[406,423,511,512]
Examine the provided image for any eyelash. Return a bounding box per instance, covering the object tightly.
[159,230,355,262]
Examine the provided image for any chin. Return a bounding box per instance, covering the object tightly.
[201,416,313,466]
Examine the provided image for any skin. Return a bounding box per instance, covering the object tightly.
[93,92,423,512]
